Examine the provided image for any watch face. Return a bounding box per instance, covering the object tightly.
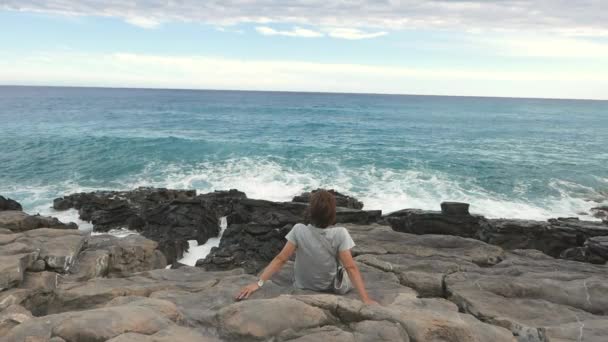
[257,280,264,287]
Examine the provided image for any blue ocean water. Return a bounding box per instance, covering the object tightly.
[1,86,607,221]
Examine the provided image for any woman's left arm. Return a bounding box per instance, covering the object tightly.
[235,241,297,300]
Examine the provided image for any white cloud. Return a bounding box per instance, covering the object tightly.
[124,16,161,29]
[482,35,608,58]
[1,51,606,99]
[2,1,607,36]
[255,26,322,38]
[254,26,387,40]
[325,28,387,40]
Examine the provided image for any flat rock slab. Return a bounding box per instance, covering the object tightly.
[446,250,608,341]
[2,298,187,342]
[0,211,76,232]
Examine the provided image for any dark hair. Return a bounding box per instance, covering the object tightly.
[307,190,336,228]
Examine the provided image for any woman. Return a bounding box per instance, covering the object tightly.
[235,190,376,304]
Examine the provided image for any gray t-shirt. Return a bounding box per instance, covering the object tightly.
[285,223,356,291]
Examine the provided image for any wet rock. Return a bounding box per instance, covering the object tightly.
[0,195,22,211]
[199,223,291,273]
[584,235,608,264]
[386,208,488,238]
[292,189,364,210]
[141,198,219,263]
[0,211,77,232]
[591,205,608,220]
[441,201,470,215]
[482,217,608,259]
[53,188,222,264]
[52,187,197,229]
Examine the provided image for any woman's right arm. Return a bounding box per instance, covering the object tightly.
[338,249,377,305]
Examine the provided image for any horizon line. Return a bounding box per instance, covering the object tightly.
[1,84,606,102]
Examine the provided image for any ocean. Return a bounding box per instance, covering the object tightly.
[1,86,607,223]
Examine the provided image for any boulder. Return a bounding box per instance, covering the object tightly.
[292,189,364,210]
[71,234,167,279]
[0,195,22,211]
[351,320,410,342]
[441,201,470,215]
[0,211,77,232]
[0,252,39,290]
[17,229,87,272]
[218,296,334,339]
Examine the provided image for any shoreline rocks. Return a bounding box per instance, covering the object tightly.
[387,202,608,265]
[0,196,22,211]
[2,189,608,341]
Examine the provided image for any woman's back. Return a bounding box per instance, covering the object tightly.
[286,223,355,291]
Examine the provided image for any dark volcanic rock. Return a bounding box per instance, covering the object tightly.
[198,223,291,273]
[591,205,608,220]
[386,208,488,238]
[142,198,219,264]
[482,217,608,260]
[0,196,22,211]
[292,189,364,209]
[52,188,230,263]
[386,202,608,264]
[53,187,198,231]
[440,201,469,215]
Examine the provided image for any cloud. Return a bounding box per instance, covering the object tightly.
[2,1,607,36]
[124,16,160,29]
[1,51,606,99]
[254,26,386,39]
[255,26,322,38]
[325,28,387,40]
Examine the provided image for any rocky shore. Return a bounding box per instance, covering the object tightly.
[1,189,607,341]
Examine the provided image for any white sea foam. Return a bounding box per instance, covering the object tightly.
[2,158,606,224]
[179,217,228,266]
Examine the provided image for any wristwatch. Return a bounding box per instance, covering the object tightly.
[257,279,265,288]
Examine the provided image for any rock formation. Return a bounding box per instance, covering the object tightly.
[0,196,22,211]
[2,191,608,341]
[388,201,608,264]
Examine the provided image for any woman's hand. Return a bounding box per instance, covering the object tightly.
[235,283,260,301]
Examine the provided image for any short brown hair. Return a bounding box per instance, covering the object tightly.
[307,190,336,228]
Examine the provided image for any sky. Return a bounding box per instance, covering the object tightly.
[1,1,608,99]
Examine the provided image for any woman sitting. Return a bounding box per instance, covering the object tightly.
[236,190,376,305]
